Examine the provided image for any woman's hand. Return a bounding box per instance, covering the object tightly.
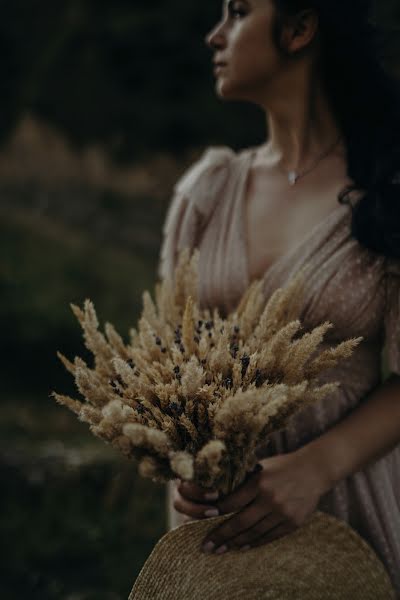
[172,478,222,523]
[177,449,330,554]
[173,465,261,523]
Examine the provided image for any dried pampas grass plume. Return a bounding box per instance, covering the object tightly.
[52,247,363,495]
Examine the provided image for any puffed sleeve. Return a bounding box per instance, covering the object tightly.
[158,145,234,531]
[383,257,400,376]
[157,145,235,283]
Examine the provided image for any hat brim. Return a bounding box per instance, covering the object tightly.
[129,510,395,599]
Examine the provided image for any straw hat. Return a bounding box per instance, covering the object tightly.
[129,510,395,599]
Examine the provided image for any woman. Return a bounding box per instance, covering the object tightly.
[158,0,400,592]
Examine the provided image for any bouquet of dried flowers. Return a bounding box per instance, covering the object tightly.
[52,248,363,495]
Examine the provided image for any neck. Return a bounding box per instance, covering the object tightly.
[258,70,345,173]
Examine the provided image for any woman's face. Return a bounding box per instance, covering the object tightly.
[205,0,285,102]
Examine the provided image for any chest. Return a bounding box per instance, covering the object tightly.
[197,160,385,344]
[244,168,352,281]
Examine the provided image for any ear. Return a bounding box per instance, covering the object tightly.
[281,9,319,55]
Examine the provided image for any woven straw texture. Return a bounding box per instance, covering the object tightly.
[129,510,395,599]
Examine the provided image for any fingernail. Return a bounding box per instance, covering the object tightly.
[204,508,219,517]
[204,491,219,501]
[202,540,215,553]
[215,545,228,555]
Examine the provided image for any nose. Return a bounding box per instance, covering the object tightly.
[204,21,226,50]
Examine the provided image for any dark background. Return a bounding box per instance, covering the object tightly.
[1,2,399,598]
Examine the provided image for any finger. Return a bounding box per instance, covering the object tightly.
[178,480,220,503]
[178,464,262,505]
[228,506,284,549]
[201,498,265,552]
[182,514,194,523]
[217,470,260,515]
[249,522,295,548]
[173,487,220,521]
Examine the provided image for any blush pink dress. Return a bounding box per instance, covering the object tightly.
[158,145,400,593]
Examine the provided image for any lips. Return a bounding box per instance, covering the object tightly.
[213,61,227,75]
[213,65,226,76]
[213,57,228,66]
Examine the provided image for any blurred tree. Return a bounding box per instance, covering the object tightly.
[0,0,265,160]
[0,0,398,158]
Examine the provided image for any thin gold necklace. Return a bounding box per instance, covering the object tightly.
[283,134,343,186]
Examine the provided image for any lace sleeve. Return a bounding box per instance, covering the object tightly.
[383,257,400,376]
[158,145,235,531]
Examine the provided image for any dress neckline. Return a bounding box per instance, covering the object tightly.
[240,147,351,286]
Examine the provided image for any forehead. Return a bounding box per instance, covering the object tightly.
[223,0,251,5]
[224,0,267,8]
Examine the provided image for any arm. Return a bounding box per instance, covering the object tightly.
[298,373,400,493]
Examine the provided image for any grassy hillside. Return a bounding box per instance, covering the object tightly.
[0,181,165,384]
[0,171,171,599]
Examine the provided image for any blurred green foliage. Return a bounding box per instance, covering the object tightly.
[0,183,167,597]
[0,0,399,160]
[0,186,163,400]
[0,0,266,160]
[1,407,165,599]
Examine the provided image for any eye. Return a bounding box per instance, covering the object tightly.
[229,6,246,19]
[226,1,247,20]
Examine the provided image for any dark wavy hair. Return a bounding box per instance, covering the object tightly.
[272,0,400,258]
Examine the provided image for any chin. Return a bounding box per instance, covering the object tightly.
[216,87,254,104]
[215,78,248,101]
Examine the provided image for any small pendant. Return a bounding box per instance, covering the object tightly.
[288,171,297,186]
